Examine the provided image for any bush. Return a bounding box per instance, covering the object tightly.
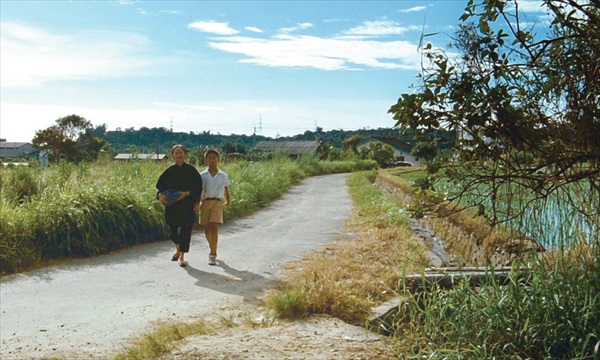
[395,254,600,359]
[0,156,374,274]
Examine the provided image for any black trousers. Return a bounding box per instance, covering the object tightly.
[169,223,193,253]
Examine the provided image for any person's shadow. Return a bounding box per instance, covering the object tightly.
[183,260,269,302]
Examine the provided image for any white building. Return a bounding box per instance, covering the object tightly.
[357,137,421,165]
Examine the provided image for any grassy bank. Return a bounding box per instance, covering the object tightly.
[113,167,599,359]
[268,171,429,323]
[393,253,600,359]
[112,170,426,360]
[0,156,376,275]
[383,166,600,358]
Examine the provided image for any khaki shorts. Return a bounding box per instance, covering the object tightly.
[199,200,224,225]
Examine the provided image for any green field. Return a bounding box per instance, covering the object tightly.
[0,156,376,274]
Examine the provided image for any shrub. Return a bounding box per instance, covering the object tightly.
[395,254,600,359]
[0,157,373,274]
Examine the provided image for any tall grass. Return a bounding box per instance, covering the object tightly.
[0,161,165,273]
[434,175,600,249]
[384,166,600,358]
[268,171,428,323]
[0,156,376,274]
[114,319,214,360]
[394,254,600,359]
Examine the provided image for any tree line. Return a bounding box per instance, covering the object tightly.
[29,116,453,164]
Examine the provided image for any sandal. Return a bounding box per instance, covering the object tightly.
[171,253,180,261]
[179,260,188,267]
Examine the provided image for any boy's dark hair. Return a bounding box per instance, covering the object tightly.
[204,149,220,159]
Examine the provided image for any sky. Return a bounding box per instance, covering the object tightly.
[1,0,551,142]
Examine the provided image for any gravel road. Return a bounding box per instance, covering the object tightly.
[0,173,353,359]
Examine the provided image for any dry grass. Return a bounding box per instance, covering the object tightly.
[114,305,278,360]
[114,319,215,360]
[268,171,429,324]
[378,169,542,267]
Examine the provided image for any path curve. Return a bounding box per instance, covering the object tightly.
[0,173,353,359]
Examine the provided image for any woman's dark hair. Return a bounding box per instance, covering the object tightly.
[204,149,220,159]
[171,144,187,155]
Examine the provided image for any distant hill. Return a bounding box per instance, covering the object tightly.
[96,125,453,154]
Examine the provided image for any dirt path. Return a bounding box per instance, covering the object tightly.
[0,173,375,359]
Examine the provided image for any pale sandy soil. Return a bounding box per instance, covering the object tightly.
[155,303,396,360]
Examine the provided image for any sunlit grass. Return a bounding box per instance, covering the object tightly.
[114,319,214,360]
[380,167,600,359]
[0,157,376,274]
[393,254,600,359]
[268,171,428,323]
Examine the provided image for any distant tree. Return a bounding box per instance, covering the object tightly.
[221,139,248,155]
[411,141,438,164]
[92,123,107,138]
[341,135,364,154]
[388,0,600,226]
[316,141,333,160]
[32,115,108,163]
[367,142,395,168]
[327,147,345,161]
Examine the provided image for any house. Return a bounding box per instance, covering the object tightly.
[0,141,34,159]
[114,153,168,163]
[254,141,318,158]
[357,136,421,165]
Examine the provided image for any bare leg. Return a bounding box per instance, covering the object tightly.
[171,244,180,261]
[206,222,219,255]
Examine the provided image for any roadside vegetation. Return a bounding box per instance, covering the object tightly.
[112,170,427,360]
[268,170,429,323]
[266,167,599,359]
[0,155,376,275]
[387,167,600,359]
[98,164,598,359]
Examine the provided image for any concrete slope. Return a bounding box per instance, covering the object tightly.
[0,173,352,359]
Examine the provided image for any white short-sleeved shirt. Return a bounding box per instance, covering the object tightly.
[200,168,230,199]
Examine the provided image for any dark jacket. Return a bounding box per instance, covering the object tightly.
[156,162,202,226]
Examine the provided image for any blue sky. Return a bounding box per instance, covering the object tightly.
[1,0,550,142]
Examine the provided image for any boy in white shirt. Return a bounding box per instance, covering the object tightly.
[199,149,231,265]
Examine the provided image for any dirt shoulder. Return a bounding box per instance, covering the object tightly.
[1,174,366,360]
[154,303,394,360]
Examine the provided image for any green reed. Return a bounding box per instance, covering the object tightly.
[0,156,375,274]
[395,255,600,359]
[433,175,600,249]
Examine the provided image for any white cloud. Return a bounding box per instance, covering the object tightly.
[117,0,138,5]
[0,23,159,88]
[245,26,263,33]
[187,21,239,35]
[153,102,226,111]
[160,10,182,15]
[207,34,420,71]
[399,5,429,13]
[1,99,397,141]
[137,8,152,16]
[280,22,313,33]
[511,0,546,13]
[344,20,420,36]
[323,18,348,23]
[255,107,277,112]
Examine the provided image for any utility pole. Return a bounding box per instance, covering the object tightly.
[156,137,160,161]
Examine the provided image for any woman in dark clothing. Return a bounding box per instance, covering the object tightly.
[156,145,202,267]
